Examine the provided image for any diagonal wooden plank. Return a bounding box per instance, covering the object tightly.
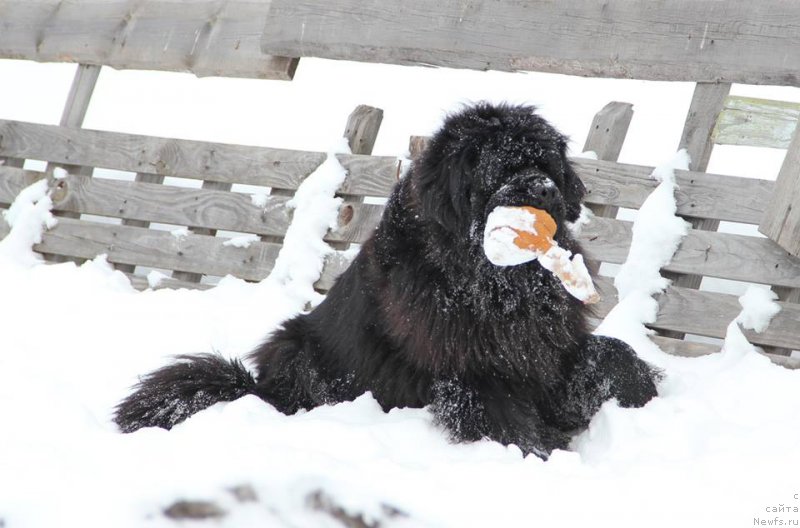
[582,101,634,219]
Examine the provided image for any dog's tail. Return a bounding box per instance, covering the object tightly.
[114,353,257,433]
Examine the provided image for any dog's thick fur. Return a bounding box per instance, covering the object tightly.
[115,103,658,458]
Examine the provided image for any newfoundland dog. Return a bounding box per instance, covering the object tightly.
[115,103,658,459]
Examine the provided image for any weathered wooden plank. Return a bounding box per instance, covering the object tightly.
[0,167,384,244]
[650,335,800,369]
[172,179,234,283]
[664,82,731,309]
[0,120,774,218]
[262,0,800,86]
[581,216,800,289]
[0,120,398,195]
[387,149,772,225]
[579,157,775,225]
[33,217,283,280]
[0,0,297,80]
[655,286,800,351]
[324,105,385,259]
[582,101,633,219]
[679,82,732,172]
[759,127,800,258]
[25,216,347,290]
[592,276,800,351]
[343,105,384,156]
[713,96,800,149]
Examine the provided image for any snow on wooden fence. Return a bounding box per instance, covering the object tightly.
[0,0,799,366]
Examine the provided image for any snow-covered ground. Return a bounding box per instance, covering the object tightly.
[1,59,800,527]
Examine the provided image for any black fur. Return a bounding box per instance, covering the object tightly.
[115,103,658,458]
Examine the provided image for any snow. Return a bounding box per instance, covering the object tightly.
[250,192,269,208]
[736,286,781,333]
[222,234,260,249]
[0,179,58,268]
[170,227,189,239]
[2,61,800,527]
[594,150,691,362]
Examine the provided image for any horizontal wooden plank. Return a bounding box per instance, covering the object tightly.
[0,120,398,196]
[581,217,800,289]
[573,159,773,225]
[0,0,297,80]
[0,120,774,223]
[0,167,384,245]
[33,217,347,290]
[713,96,800,149]
[262,0,800,86]
[593,276,800,351]
[650,335,800,369]
[400,146,772,225]
[33,217,282,280]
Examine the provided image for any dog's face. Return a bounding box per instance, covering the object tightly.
[415,103,586,246]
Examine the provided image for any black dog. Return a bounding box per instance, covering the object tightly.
[115,103,658,459]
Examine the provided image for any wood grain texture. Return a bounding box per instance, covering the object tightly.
[582,101,633,219]
[679,82,731,172]
[0,0,297,80]
[327,104,385,252]
[33,216,283,280]
[665,82,731,302]
[714,96,800,149]
[262,0,800,85]
[0,120,399,195]
[0,166,384,244]
[759,127,800,257]
[581,216,800,289]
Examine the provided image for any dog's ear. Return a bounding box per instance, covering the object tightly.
[417,143,478,231]
[559,144,586,222]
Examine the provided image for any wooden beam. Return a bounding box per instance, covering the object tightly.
[592,276,800,352]
[713,96,800,149]
[327,104,384,251]
[582,101,634,218]
[0,119,398,196]
[581,217,800,290]
[0,0,297,80]
[405,136,774,225]
[660,82,731,338]
[760,127,800,258]
[262,0,800,86]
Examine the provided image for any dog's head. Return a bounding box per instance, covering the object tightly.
[414,103,585,246]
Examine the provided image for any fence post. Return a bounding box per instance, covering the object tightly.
[582,101,634,219]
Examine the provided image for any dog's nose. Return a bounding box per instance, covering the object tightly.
[530,181,556,210]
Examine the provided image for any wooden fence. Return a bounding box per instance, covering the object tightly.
[0,0,799,367]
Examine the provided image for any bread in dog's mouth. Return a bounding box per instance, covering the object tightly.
[483,205,599,304]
